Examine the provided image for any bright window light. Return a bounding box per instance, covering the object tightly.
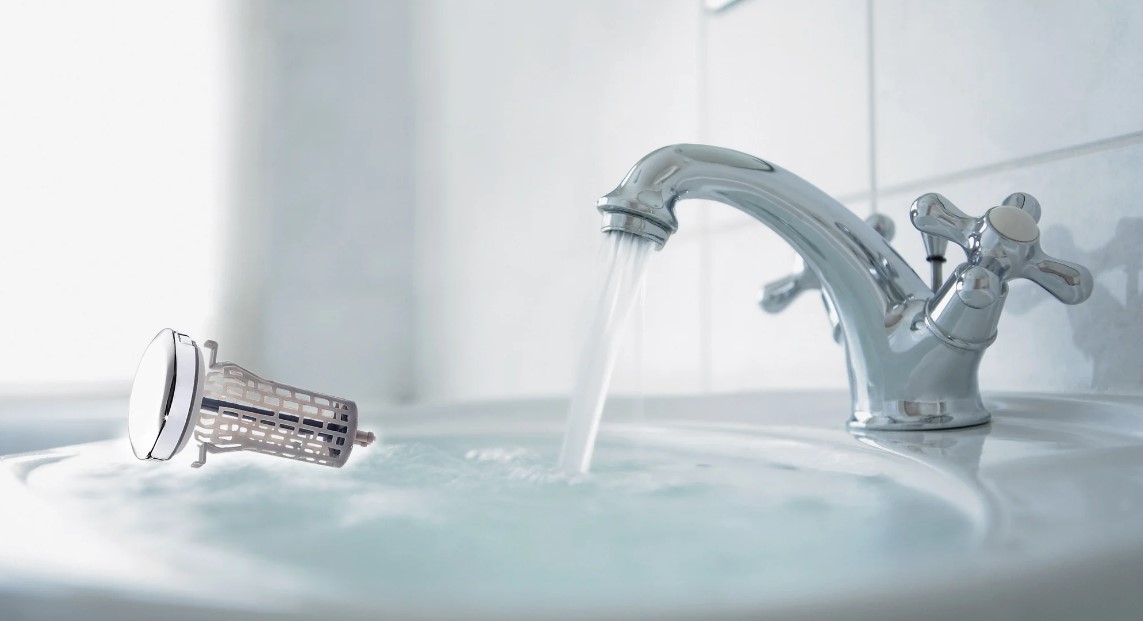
[0,0,229,395]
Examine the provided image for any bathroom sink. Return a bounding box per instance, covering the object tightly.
[2,391,1143,620]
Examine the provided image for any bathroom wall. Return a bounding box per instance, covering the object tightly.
[412,0,1143,402]
[412,0,704,400]
[3,1,1133,407]
[0,0,229,395]
[224,0,416,404]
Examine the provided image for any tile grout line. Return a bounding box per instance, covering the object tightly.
[696,1,713,394]
[866,0,879,214]
[878,129,1143,200]
[696,128,1143,239]
[704,124,1143,239]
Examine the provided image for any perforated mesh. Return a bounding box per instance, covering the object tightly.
[195,363,359,467]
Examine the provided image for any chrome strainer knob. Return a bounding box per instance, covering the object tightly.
[128,329,376,468]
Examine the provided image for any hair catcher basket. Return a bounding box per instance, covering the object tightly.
[194,341,375,468]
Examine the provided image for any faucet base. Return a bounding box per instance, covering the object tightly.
[847,398,992,431]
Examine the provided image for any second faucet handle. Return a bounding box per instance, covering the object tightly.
[911,193,975,259]
[759,257,819,314]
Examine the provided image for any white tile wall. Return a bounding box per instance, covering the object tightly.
[707,0,871,224]
[412,0,1143,402]
[875,0,1143,189]
[412,0,703,401]
[225,0,415,404]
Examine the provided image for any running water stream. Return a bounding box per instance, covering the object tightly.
[558,231,655,473]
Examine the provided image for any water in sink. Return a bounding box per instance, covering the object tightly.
[3,421,978,617]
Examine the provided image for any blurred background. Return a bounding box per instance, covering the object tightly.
[1,0,1141,412]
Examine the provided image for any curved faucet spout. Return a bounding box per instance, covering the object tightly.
[597,144,987,430]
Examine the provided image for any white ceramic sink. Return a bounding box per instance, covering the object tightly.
[2,391,1143,620]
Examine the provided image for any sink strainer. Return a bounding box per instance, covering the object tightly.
[128,329,375,468]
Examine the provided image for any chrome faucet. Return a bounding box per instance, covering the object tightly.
[760,213,896,343]
[597,145,1093,431]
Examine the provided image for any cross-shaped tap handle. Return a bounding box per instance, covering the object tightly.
[909,192,1093,305]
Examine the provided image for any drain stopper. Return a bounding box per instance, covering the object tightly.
[127,329,375,468]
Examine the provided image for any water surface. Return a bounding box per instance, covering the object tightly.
[5,424,976,616]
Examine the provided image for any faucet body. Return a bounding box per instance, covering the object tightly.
[760,212,897,344]
[598,145,1092,431]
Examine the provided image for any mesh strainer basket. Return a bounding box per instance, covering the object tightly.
[128,329,375,468]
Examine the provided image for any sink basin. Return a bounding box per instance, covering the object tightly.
[2,391,1143,620]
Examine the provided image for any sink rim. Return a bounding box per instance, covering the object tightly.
[2,389,1143,621]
